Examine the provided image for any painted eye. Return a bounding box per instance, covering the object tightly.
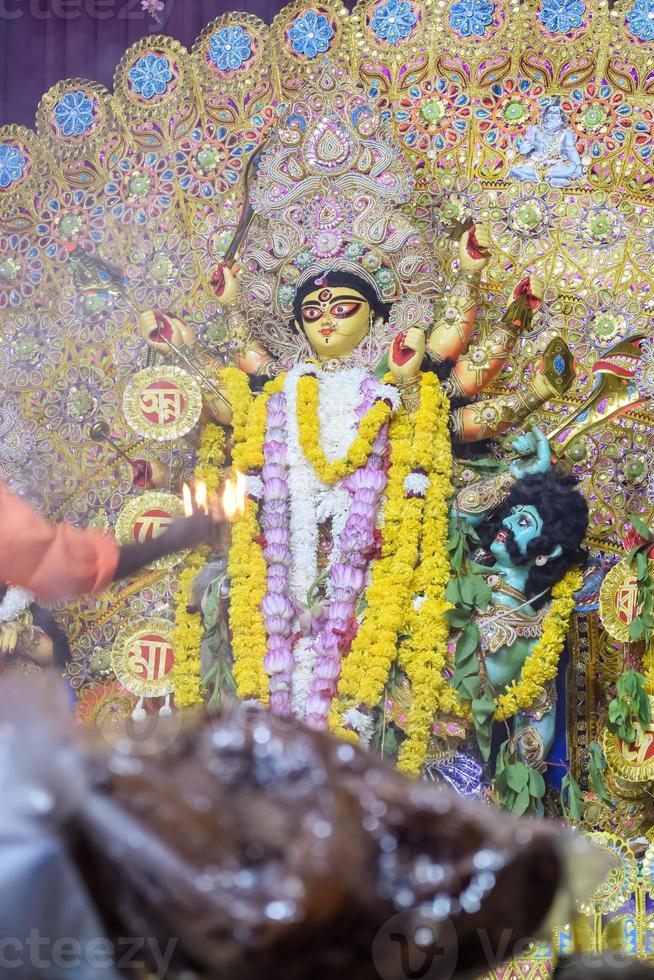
[518,517,529,527]
[331,301,361,319]
[302,306,323,322]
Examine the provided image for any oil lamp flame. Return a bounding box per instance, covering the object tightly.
[194,481,208,515]
[223,472,246,520]
[182,483,193,518]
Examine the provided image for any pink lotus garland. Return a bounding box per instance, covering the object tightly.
[260,377,392,726]
[261,391,294,717]
[303,377,391,729]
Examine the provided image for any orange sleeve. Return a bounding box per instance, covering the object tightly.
[0,481,120,603]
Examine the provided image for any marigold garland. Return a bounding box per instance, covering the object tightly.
[492,566,583,721]
[220,366,251,446]
[297,373,392,484]
[397,375,455,775]
[228,498,270,704]
[172,423,226,708]
[330,373,451,740]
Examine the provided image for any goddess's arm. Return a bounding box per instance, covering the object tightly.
[445,277,543,401]
[450,335,574,443]
[424,225,490,366]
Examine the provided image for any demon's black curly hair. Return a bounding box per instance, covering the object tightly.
[477,469,589,609]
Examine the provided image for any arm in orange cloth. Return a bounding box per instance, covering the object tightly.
[0,480,217,603]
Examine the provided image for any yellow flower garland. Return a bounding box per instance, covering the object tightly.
[296,373,392,485]
[397,375,456,775]
[172,423,226,708]
[330,374,450,742]
[228,498,270,704]
[492,566,583,721]
[226,371,284,705]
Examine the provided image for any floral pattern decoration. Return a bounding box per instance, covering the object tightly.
[448,0,495,36]
[477,79,544,150]
[539,0,586,33]
[288,10,334,58]
[104,151,175,225]
[0,234,43,309]
[626,0,654,42]
[53,91,95,138]
[565,85,632,157]
[0,143,27,190]
[37,190,105,260]
[394,79,470,154]
[370,0,418,44]
[209,25,253,70]
[129,53,174,101]
[174,123,257,199]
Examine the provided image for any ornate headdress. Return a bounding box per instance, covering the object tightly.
[232,60,439,369]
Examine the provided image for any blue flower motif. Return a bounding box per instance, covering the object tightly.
[371,0,417,43]
[53,91,95,138]
[448,0,494,36]
[0,144,27,189]
[626,0,654,41]
[209,25,253,70]
[289,10,334,58]
[539,0,586,32]
[129,54,173,101]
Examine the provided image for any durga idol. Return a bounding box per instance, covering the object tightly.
[137,62,576,772]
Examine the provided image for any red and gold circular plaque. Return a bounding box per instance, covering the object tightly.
[603,696,654,786]
[599,558,651,643]
[115,491,188,569]
[122,365,202,441]
[111,619,176,698]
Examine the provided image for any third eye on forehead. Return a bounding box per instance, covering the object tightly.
[302,294,365,308]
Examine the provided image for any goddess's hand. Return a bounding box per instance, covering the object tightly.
[459,223,491,274]
[389,328,426,380]
[211,262,240,304]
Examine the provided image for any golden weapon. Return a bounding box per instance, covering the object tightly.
[547,334,648,458]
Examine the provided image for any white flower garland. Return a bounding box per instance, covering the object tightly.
[283,365,392,714]
[0,586,34,624]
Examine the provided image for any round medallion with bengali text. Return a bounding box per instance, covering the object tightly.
[603,695,654,786]
[122,365,202,441]
[111,619,176,698]
[115,491,188,570]
[598,558,650,643]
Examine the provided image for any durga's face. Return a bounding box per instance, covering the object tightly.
[299,286,371,359]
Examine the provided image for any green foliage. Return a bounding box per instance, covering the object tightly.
[471,691,495,761]
[446,512,495,756]
[587,741,612,804]
[447,512,479,573]
[494,741,546,816]
[560,772,585,822]
[607,670,651,744]
[626,529,654,647]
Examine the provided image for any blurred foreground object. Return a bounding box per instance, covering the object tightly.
[0,679,608,979]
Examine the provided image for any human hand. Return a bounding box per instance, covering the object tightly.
[513,274,544,309]
[210,262,240,304]
[459,223,491,273]
[509,428,552,479]
[389,327,426,380]
[136,310,195,352]
[0,625,19,656]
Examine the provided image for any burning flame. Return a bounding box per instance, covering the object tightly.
[222,471,247,520]
[182,482,193,518]
[195,480,208,515]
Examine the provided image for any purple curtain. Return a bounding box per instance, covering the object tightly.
[0,0,285,128]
